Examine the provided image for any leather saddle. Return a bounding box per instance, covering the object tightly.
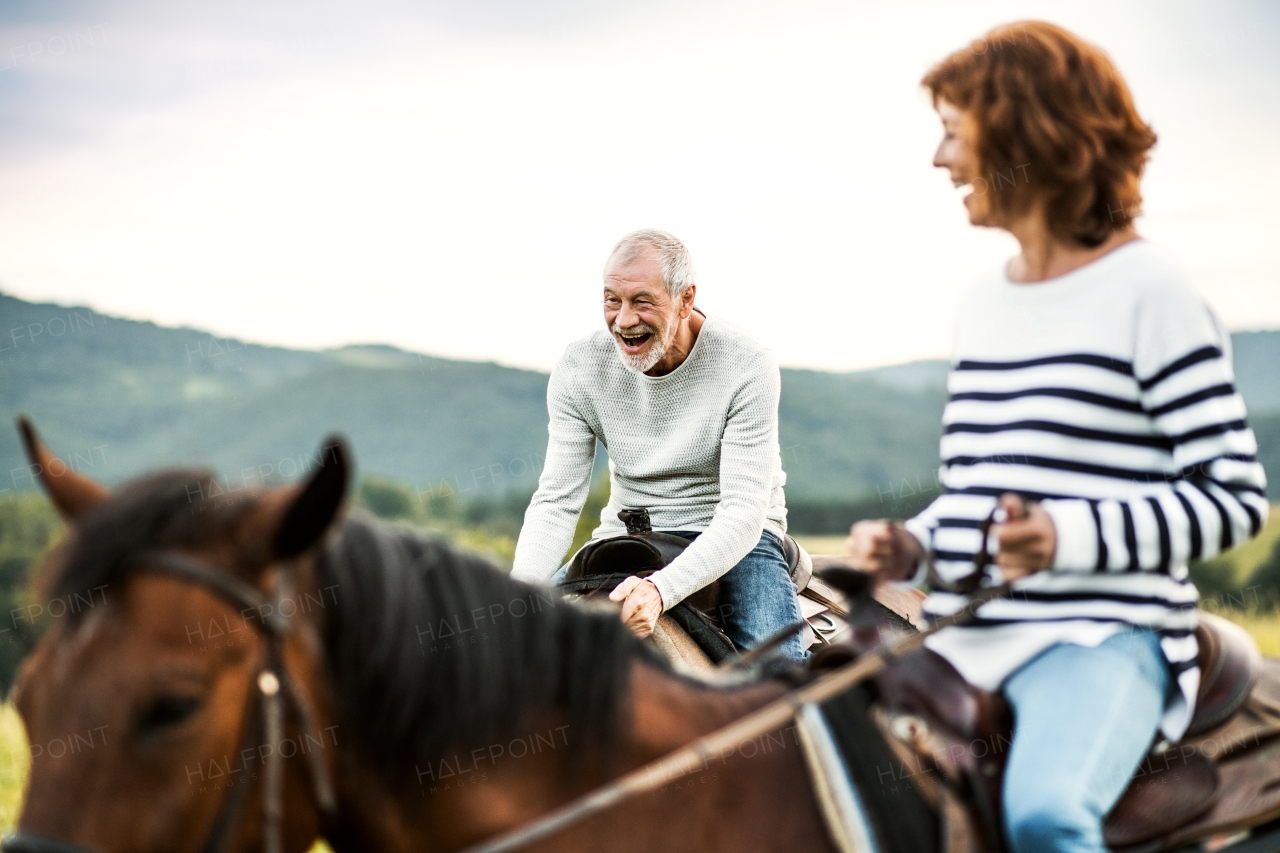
[559,508,845,662]
[863,611,1274,851]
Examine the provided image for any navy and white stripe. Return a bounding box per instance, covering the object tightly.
[924,347,1264,579]
[904,241,1268,740]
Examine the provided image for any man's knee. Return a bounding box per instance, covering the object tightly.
[1005,798,1099,853]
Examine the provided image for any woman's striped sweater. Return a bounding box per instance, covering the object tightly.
[904,240,1268,740]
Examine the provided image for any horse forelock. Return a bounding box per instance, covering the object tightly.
[316,511,654,777]
[45,469,260,611]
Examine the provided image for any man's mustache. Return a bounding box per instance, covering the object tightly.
[612,322,658,337]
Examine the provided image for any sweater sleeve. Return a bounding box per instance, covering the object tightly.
[1039,286,1268,575]
[511,351,598,583]
[646,352,782,608]
[903,485,945,586]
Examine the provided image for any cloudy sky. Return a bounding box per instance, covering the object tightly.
[0,0,1276,371]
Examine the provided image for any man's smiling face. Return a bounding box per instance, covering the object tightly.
[603,251,682,373]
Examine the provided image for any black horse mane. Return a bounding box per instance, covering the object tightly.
[315,510,652,771]
[48,469,258,601]
[49,471,653,774]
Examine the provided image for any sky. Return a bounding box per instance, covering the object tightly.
[0,0,1276,372]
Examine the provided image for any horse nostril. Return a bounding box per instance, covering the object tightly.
[0,832,101,853]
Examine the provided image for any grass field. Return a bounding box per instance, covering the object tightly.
[0,704,25,832]
[793,534,851,555]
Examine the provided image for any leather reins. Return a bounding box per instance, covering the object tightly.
[3,550,338,853]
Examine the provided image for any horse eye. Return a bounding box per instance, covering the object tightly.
[137,695,201,735]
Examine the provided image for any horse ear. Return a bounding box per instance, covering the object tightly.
[16,416,108,522]
[272,436,351,559]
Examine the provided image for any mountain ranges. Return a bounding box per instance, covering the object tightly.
[2,291,1277,531]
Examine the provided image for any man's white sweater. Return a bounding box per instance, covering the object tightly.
[511,316,788,608]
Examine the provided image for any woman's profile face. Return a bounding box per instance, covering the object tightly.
[933,100,992,227]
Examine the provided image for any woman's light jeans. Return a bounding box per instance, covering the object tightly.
[1003,628,1170,853]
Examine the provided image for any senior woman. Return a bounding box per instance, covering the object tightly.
[848,21,1268,853]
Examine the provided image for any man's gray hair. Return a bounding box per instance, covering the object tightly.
[606,229,696,298]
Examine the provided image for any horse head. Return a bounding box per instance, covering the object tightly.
[5,417,349,853]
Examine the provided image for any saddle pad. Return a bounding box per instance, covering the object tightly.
[796,703,877,853]
[800,686,942,853]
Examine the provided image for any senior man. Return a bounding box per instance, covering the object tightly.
[511,228,805,662]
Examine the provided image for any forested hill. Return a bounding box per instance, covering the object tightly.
[2,291,1278,524]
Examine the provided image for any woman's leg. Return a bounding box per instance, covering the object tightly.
[1002,629,1170,853]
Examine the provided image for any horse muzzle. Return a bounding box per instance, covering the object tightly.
[1,833,100,853]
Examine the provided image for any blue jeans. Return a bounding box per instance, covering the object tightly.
[554,529,808,663]
[668,529,808,663]
[1002,629,1170,853]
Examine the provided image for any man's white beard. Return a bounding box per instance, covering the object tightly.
[611,319,674,374]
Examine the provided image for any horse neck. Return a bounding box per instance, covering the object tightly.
[324,657,795,852]
[622,659,792,763]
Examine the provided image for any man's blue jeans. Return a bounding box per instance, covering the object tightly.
[1002,628,1171,853]
[667,529,808,663]
[554,529,808,663]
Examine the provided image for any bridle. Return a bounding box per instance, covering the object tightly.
[2,550,338,853]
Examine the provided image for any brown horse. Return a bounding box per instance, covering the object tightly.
[5,421,885,853]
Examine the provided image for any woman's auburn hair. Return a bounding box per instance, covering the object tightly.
[923,21,1157,247]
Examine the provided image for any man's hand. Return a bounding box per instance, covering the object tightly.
[608,576,664,638]
[992,493,1057,580]
[845,520,923,581]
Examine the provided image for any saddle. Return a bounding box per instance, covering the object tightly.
[862,611,1280,852]
[559,508,852,664]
